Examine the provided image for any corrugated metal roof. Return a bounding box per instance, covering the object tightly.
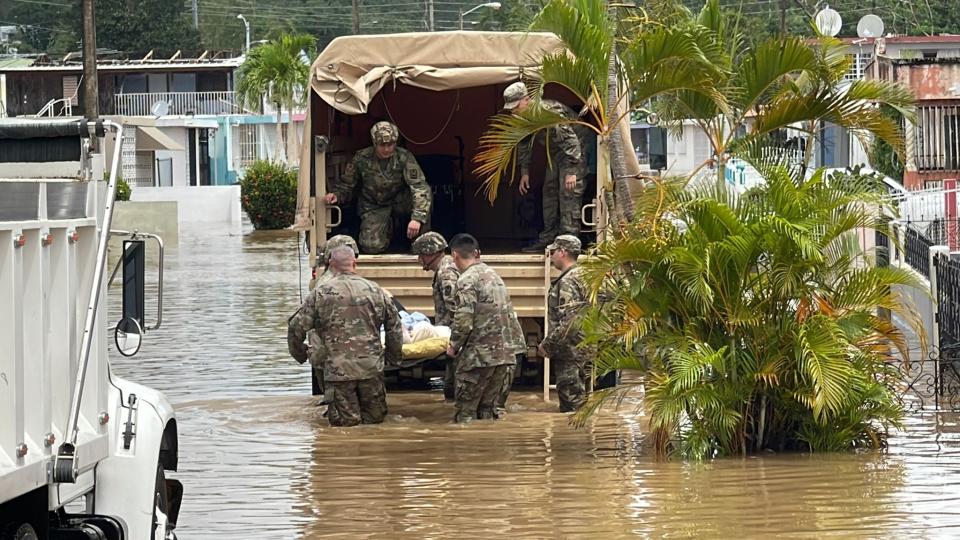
[0,57,34,69]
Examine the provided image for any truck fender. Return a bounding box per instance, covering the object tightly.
[93,376,178,540]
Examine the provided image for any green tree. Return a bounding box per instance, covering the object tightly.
[473,0,723,220]
[236,33,316,164]
[94,0,201,56]
[652,0,913,189]
[6,2,79,55]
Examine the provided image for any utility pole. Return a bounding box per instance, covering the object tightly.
[192,0,199,28]
[427,0,435,31]
[352,0,360,34]
[779,0,786,35]
[81,0,99,127]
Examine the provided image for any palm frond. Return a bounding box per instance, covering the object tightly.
[473,107,594,202]
[734,36,818,114]
[796,315,853,420]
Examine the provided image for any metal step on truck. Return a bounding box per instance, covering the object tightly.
[295,31,637,398]
[0,118,181,540]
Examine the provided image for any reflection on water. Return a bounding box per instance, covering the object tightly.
[110,225,960,539]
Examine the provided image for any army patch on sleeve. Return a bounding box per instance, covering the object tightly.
[344,162,355,177]
[407,165,420,180]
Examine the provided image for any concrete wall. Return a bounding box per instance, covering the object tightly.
[130,185,241,230]
[155,127,190,188]
[894,62,960,101]
[112,200,180,247]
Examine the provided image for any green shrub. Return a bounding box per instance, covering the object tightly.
[240,160,298,230]
[115,177,131,201]
[105,172,131,201]
[577,167,924,458]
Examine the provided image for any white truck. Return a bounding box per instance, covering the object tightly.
[0,119,181,540]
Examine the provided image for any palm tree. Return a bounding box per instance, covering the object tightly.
[236,32,316,164]
[473,0,723,221]
[654,1,914,186]
[474,0,926,457]
[577,164,926,458]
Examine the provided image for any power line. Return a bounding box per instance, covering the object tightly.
[10,0,72,7]
[0,19,64,33]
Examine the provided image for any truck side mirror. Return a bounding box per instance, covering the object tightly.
[115,239,146,356]
[114,316,143,357]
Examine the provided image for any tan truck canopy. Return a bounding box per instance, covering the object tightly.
[309,31,564,115]
[294,30,640,232]
[295,31,566,227]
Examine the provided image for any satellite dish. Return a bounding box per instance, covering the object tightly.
[150,100,169,117]
[815,6,843,37]
[857,14,885,38]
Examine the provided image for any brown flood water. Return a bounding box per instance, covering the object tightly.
[110,225,960,539]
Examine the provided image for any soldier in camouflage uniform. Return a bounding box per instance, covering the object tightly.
[289,246,403,426]
[324,121,433,254]
[289,235,360,418]
[538,235,590,412]
[411,232,461,401]
[445,234,517,422]
[502,82,589,253]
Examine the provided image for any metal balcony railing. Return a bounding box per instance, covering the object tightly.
[115,91,241,116]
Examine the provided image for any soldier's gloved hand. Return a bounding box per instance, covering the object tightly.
[519,174,530,195]
[564,174,576,192]
[407,219,421,239]
[324,193,338,204]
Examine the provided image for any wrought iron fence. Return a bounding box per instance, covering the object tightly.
[904,226,933,278]
[887,346,960,412]
[937,253,960,349]
[889,254,960,412]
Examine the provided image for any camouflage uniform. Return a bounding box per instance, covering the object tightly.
[330,122,432,254]
[496,308,527,410]
[289,235,360,417]
[540,237,590,412]
[517,99,588,244]
[411,232,461,400]
[289,271,403,426]
[449,261,517,422]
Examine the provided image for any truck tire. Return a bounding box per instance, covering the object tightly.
[1,523,38,540]
[152,463,173,540]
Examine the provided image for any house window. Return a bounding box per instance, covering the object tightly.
[62,75,79,106]
[171,73,197,93]
[844,53,872,81]
[234,124,259,169]
[119,74,147,93]
[915,105,960,171]
[148,73,168,93]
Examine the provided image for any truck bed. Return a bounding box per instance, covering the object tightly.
[356,253,554,319]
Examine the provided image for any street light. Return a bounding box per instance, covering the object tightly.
[237,14,251,54]
[459,2,501,31]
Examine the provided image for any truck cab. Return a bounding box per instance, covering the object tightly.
[0,119,181,539]
[296,32,615,397]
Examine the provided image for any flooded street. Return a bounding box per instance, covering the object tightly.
[110,226,960,539]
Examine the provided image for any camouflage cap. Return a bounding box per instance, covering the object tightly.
[322,234,359,263]
[547,234,581,254]
[503,81,528,110]
[411,231,448,255]
[370,121,399,144]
